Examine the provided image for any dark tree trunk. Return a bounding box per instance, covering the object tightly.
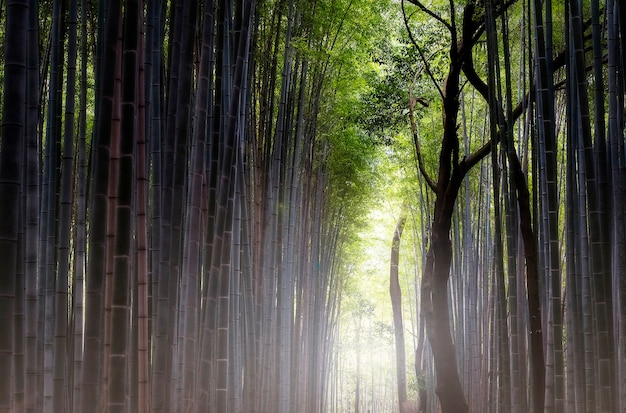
[403,2,487,411]
[422,216,468,413]
[390,210,408,409]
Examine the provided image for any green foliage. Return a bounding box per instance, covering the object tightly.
[309,0,399,239]
[359,40,421,139]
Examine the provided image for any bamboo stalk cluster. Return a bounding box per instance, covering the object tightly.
[0,1,376,412]
[398,0,626,412]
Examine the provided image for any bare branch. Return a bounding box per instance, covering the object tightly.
[401,0,445,99]
[409,71,437,192]
[449,0,457,46]
[458,8,575,177]
[460,140,491,174]
[405,0,453,32]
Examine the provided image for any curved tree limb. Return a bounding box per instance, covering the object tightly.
[405,0,452,32]
[458,21,573,178]
[401,0,445,100]
[409,86,437,192]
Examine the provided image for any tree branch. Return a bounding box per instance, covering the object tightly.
[401,0,444,100]
[409,75,437,192]
[458,15,573,176]
[405,0,452,32]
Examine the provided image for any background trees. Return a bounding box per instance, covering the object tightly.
[387,0,626,412]
[0,1,28,412]
[0,1,625,413]
[0,0,385,412]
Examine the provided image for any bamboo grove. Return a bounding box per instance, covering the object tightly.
[390,0,626,412]
[0,0,385,412]
[0,0,626,413]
